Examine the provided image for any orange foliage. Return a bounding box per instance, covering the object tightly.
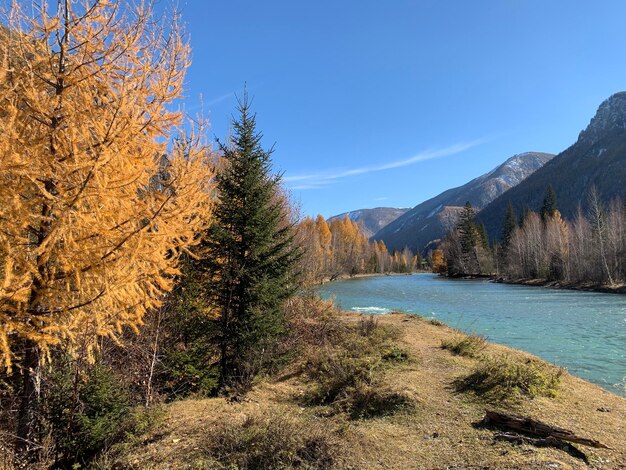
[0,1,213,368]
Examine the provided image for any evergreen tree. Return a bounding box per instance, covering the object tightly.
[201,93,300,390]
[458,202,478,255]
[457,201,480,273]
[540,185,558,221]
[519,205,532,227]
[478,223,489,249]
[502,201,517,249]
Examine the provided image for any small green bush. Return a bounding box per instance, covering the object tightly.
[455,355,562,401]
[441,334,487,358]
[381,345,410,362]
[207,412,336,469]
[160,347,220,398]
[44,360,160,467]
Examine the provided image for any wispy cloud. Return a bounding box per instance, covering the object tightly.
[374,196,389,201]
[183,91,237,116]
[205,91,235,107]
[284,139,487,190]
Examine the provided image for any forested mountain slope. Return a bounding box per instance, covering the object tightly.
[479,92,626,241]
[372,152,553,253]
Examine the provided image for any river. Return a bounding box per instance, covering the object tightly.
[318,273,626,396]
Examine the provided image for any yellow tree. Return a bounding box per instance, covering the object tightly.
[431,249,447,274]
[0,0,213,453]
[296,216,321,284]
[315,214,332,276]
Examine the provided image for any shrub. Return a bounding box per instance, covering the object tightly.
[441,334,487,358]
[428,318,445,326]
[206,412,336,469]
[302,316,414,418]
[381,345,410,362]
[455,355,562,401]
[344,383,415,419]
[44,359,161,467]
[305,346,379,405]
[160,347,220,398]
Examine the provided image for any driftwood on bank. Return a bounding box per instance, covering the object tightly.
[478,410,612,449]
[494,432,589,462]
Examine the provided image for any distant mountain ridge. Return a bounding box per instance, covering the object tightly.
[478,91,626,240]
[371,152,554,253]
[327,207,409,238]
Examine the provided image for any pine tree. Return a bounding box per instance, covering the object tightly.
[502,202,517,249]
[520,205,532,227]
[457,202,480,274]
[200,93,300,391]
[478,223,489,249]
[458,202,478,255]
[541,185,558,221]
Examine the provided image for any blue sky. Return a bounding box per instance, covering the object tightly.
[176,1,626,218]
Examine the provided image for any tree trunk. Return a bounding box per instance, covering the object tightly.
[15,339,42,460]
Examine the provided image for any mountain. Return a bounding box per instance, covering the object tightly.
[371,152,554,253]
[478,91,626,241]
[327,207,409,238]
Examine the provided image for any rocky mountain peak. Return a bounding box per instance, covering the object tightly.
[578,91,626,145]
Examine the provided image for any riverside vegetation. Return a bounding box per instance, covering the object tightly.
[435,185,626,291]
[0,1,624,469]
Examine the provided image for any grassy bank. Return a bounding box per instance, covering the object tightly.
[92,306,626,469]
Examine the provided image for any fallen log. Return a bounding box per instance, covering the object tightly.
[479,410,612,450]
[494,432,588,463]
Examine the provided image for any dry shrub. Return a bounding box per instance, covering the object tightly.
[343,383,415,419]
[206,411,337,469]
[302,312,413,418]
[305,346,378,405]
[455,355,563,401]
[282,296,346,350]
[441,334,488,358]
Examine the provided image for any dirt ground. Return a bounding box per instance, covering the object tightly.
[115,311,626,469]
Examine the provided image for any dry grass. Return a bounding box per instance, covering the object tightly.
[441,333,488,358]
[205,411,337,469]
[455,354,563,401]
[105,309,626,469]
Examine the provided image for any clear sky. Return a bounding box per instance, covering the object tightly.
[176,0,626,218]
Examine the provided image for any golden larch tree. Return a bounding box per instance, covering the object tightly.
[0,0,213,453]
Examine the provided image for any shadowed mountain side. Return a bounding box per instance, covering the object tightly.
[478,92,626,242]
[328,207,410,238]
[372,152,554,253]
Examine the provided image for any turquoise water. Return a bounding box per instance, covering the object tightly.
[318,273,626,396]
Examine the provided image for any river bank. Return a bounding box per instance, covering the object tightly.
[102,310,626,469]
[496,277,626,295]
[320,271,420,284]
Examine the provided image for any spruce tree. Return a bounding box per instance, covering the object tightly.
[478,223,489,249]
[457,201,480,273]
[540,185,558,221]
[502,201,517,249]
[519,205,532,227]
[458,202,478,255]
[201,93,300,390]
